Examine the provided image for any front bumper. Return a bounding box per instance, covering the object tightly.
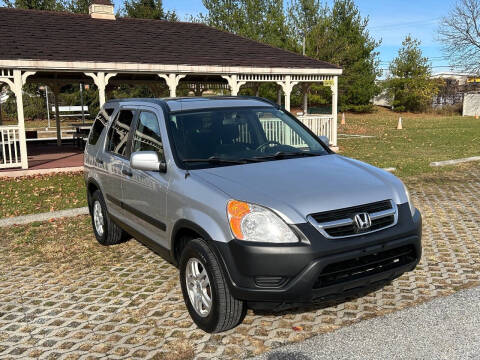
[213,203,422,308]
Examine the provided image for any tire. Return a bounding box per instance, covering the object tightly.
[90,190,129,246]
[179,238,246,333]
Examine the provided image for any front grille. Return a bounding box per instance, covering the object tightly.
[313,245,416,289]
[311,200,392,223]
[309,200,396,238]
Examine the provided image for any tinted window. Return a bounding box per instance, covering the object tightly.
[132,112,164,159]
[107,109,134,157]
[88,111,108,146]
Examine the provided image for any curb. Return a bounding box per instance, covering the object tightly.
[0,207,89,227]
[430,156,480,167]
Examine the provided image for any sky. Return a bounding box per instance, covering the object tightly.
[113,0,455,75]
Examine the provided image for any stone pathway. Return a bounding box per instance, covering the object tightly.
[0,167,479,359]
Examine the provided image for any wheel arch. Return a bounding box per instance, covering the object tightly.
[86,178,103,213]
[171,219,216,264]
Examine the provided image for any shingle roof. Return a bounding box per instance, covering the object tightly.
[0,7,339,70]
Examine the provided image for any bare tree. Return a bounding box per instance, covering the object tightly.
[439,0,480,73]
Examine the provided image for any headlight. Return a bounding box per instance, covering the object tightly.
[227,200,299,243]
[403,185,416,216]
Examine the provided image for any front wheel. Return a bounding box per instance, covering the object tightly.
[179,238,246,333]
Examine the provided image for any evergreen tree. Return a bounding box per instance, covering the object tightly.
[123,0,178,21]
[199,0,290,49]
[4,0,64,11]
[66,0,91,14]
[385,36,440,112]
[309,0,381,112]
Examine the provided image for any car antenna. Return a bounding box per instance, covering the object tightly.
[185,169,190,179]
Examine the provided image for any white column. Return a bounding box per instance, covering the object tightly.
[13,70,28,169]
[221,75,246,96]
[85,72,117,107]
[12,70,35,169]
[277,76,298,112]
[302,83,311,114]
[330,76,338,147]
[159,73,186,98]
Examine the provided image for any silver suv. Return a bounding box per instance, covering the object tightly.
[84,97,422,333]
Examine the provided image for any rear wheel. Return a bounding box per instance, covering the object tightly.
[179,238,246,333]
[90,190,129,246]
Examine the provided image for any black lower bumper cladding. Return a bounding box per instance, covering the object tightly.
[213,204,422,309]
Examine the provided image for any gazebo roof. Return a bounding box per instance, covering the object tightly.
[0,7,339,70]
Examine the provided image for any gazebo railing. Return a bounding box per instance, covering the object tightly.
[250,116,335,147]
[297,115,335,145]
[0,125,21,169]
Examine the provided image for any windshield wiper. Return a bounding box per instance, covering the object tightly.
[252,151,322,161]
[182,156,247,165]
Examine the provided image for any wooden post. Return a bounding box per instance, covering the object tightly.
[49,83,62,147]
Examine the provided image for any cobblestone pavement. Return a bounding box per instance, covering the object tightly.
[1,166,480,359]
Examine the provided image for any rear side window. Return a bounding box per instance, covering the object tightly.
[107,109,135,157]
[88,111,108,146]
[132,111,164,159]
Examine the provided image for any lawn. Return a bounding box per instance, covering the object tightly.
[338,107,480,177]
[0,171,87,218]
[0,107,478,218]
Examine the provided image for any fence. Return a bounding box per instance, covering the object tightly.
[0,125,21,169]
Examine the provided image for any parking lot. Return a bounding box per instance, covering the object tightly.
[1,165,480,359]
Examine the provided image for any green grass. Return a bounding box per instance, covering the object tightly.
[0,107,478,219]
[0,171,87,218]
[338,107,480,177]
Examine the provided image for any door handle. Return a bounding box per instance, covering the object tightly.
[122,169,133,177]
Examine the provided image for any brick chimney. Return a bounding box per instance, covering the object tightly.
[89,0,115,20]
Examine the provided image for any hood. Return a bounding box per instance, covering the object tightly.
[192,154,407,224]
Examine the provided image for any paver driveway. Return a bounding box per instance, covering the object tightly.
[1,165,479,359]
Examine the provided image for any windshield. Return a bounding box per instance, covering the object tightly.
[168,107,329,169]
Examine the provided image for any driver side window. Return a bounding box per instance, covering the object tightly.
[132,111,164,160]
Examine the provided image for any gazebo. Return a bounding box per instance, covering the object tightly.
[0,1,342,170]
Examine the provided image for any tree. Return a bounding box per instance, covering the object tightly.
[66,0,91,14]
[3,0,64,11]
[287,0,325,54]
[439,0,480,73]
[306,0,381,112]
[122,0,178,21]
[199,0,290,49]
[385,36,440,112]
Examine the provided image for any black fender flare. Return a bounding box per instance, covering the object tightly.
[170,219,237,290]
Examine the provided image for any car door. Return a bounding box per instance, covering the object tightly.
[97,107,137,222]
[121,107,169,248]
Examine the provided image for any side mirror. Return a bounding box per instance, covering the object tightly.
[130,151,167,173]
[319,135,330,146]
